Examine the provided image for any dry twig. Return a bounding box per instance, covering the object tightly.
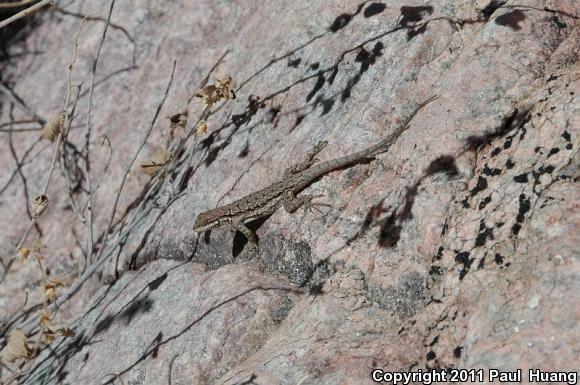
[83,0,115,267]
[0,13,84,286]
[0,0,53,30]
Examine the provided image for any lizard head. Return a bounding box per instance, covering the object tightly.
[193,211,220,233]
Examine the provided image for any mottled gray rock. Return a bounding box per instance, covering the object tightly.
[0,0,578,384]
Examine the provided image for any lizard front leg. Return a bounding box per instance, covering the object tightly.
[231,219,258,253]
[283,140,328,178]
[230,201,282,253]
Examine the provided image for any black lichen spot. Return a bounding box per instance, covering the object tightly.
[482,165,501,176]
[433,246,444,261]
[430,335,439,346]
[461,197,470,208]
[453,346,463,358]
[478,195,492,210]
[470,176,488,197]
[426,350,437,360]
[455,251,473,280]
[547,74,558,82]
[478,255,486,270]
[441,219,448,236]
[561,131,571,142]
[547,147,560,157]
[364,2,386,18]
[287,58,301,68]
[329,13,353,32]
[490,147,502,157]
[537,165,553,175]
[517,194,530,223]
[429,265,443,275]
[513,173,528,183]
[503,137,513,149]
[481,0,507,20]
[494,253,505,265]
[495,10,526,31]
[455,251,471,265]
[310,62,320,70]
[566,143,573,150]
[505,159,515,169]
[399,5,433,27]
[148,273,167,291]
[475,221,494,247]
[511,223,521,236]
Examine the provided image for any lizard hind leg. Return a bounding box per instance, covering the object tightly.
[282,190,331,214]
[283,140,329,177]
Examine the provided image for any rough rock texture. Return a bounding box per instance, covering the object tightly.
[0,0,578,384]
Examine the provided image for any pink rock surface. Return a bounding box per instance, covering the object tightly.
[0,0,578,384]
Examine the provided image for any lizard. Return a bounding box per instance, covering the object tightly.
[193,95,439,252]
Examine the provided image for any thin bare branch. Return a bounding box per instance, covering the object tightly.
[60,85,85,223]
[56,60,177,307]
[0,0,52,30]
[95,60,177,262]
[0,126,42,132]
[0,119,40,129]
[0,15,84,287]
[83,0,115,267]
[0,0,37,9]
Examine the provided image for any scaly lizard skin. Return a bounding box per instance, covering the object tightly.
[193,96,439,251]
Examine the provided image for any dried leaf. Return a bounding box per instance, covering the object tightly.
[43,277,66,303]
[195,120,208,137]
[140,148,173,176]
[32,195,49,218]
[217,75,236,100]
[42,112,64,143]
[1,329,30,363]
[18,247,30,260]
[169,112,188,131]
[57,327,75,338]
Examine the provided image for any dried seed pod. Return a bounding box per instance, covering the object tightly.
[1,329,30,363]
[42,112,65,143]
[218,75,236,100]
[42,276,66,303]
[32,194,49,218]
[195,120,208,137]
[169,111,188,131]
[17,247,30,260]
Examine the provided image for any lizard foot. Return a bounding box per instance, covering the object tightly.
[302,194,332,214]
